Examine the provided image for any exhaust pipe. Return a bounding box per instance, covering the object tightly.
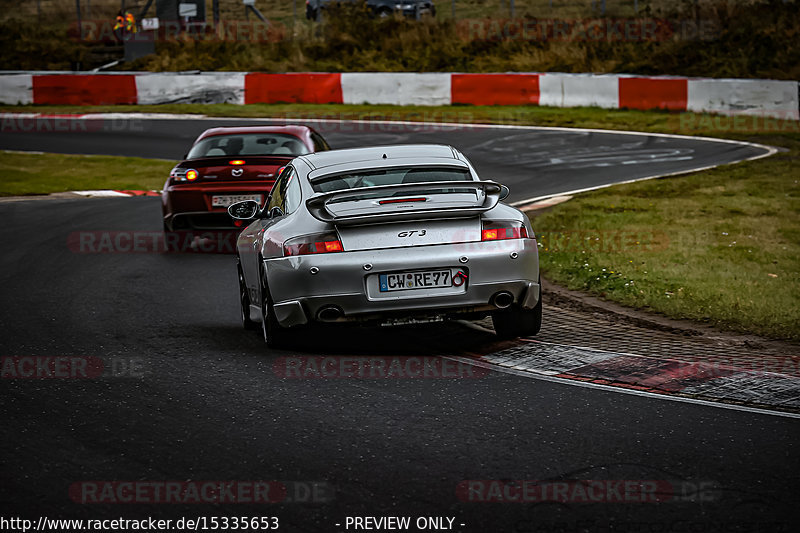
[317,306,344,322]
[492,292,514,309]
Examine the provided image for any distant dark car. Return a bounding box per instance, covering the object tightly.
[306,0,435,20]
[162,125,330,233]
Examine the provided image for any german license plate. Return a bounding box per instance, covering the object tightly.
[379,270,461,292]
[212,194,262,207]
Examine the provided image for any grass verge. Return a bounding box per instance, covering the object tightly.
[0,151,171,196]
[1,103,797,340]
[530,147,800,341]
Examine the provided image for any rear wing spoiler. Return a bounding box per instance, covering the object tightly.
[305,181,505,226]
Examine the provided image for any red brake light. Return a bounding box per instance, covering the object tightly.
[283,233,344,256]
[185,169,199,181]
[379,197,427,205]
[324,240,343,252]
[229,160,245,165]
[481,221,528,241]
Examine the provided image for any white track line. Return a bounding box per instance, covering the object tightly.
[513,148,776,209]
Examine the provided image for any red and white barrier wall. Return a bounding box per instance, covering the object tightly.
[0,71,797,119]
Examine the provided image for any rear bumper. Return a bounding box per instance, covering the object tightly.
[166,211,236,231]
[162,182,268,230]
[264,239,539,327]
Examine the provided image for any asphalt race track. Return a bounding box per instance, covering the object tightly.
[0,115,770,201]
[1,118,798,532]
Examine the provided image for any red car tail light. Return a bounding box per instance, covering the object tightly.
[283,232,344,256]
[481,220,529,241]
[229,160,245,165]
[185,169,199,181]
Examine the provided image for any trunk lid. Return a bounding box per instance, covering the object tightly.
[337,218,481,252]
[174,156,291,182]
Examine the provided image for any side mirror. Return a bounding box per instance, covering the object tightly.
[228,200,260,220]
[499,185,510,201]
[268,206,285,219]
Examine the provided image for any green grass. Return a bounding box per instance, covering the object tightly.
[1,103,797,340]
[530,140,800,341]
[0,151,172,196]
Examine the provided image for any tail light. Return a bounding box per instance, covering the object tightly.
[229,160,245,165]
[283,232,344,256]
[170,168,199,182]
[481,220,529,241]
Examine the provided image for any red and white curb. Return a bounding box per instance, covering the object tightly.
[72,189,160,197]
[517,195,573,211]
[448,340,800,418]
[1,72,797,119]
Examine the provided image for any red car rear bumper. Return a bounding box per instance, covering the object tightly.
[162,181,272,231]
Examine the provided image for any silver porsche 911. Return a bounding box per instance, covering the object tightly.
[228,144,541,347]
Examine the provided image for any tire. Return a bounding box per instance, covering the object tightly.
[238,261,258,331]
[491,287,542,340]
[259,264,289,348]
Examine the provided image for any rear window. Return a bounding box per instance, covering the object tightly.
[312,167,472,193]
[188,133,310,159]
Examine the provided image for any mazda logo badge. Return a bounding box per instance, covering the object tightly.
[232,168,243,177]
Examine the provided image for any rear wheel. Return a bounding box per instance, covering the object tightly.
[238,261,258,330]
[260,264,289,348]
[492,286,542,340]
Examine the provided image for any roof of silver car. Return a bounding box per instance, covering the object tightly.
[299,144,458,170]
